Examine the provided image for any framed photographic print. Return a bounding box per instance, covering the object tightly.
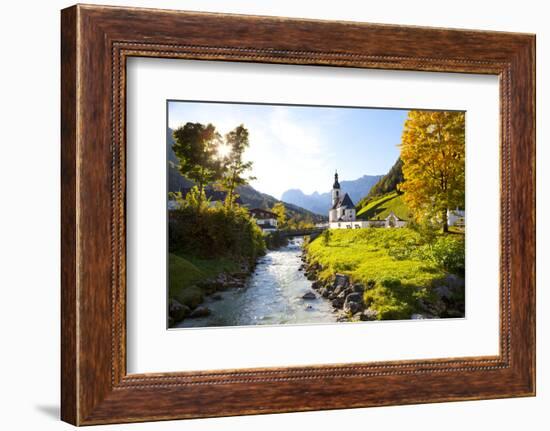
[61,4,535,425]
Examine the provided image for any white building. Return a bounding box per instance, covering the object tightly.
[447,208,465,227]
[329,172,367,229]
[328,172,407,229]
[249,208,278,232]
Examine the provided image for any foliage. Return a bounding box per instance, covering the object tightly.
[169,204,266,261]
[305,228,455,320]
[356,191,412,221]
[271,202,287,228]
[264,230,289,250]
[415,235,465,276]
[286,214,315,230]
[218,125,256,208]
[361,158,404,202]
[399,111,465,232]
[322,229,332,246]
[172,122,223,210]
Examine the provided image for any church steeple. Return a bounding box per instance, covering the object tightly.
[333,170,340,189]
[331,170,341,208]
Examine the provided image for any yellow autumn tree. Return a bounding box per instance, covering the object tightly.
[399,111,465,232]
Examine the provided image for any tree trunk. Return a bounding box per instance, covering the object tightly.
[442,208,449,233]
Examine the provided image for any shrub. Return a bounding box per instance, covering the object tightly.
[169,204,265,262]
[418,235,465,275]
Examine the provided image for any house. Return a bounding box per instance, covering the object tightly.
[249,208,278,232]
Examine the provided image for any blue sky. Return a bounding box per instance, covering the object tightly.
[168,101,408,199]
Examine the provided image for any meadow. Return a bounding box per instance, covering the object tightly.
[306,228,464,319]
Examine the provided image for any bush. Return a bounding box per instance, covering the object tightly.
[169,204,266,262]
[413,235,465,276]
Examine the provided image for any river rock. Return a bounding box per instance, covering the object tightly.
[331,297,344,309]
[359,309,378,321]
[211,294,223,301]
[333,273,350,289]
[305,304,314,311]
[343,292,365,315]
[320,288,331,298]
[351,283,365,293]
[311,280,322,290]
[169,299,191,322]
[302,291,316,300]
[189,306,211,318]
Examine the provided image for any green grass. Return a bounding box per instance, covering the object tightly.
[306,228,447,319]
[168,253,239,308]
[356,191,411,221]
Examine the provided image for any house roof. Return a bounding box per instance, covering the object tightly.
[249,208,278,219]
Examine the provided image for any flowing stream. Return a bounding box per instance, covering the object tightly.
[175,237,339,328]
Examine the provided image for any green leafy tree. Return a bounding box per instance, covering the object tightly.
[219,125,256,208]
[271,202,287,229]
[172,122,222,212]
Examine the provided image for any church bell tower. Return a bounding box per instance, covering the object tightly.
[332,171,341,206]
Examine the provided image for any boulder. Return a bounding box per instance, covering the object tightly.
[302,291,316,300]
[320,288,331,298]
[169,298,191,321]
[351,283,365,293]
[174,285,204,309]
[331,297,344,309]
[311,280,322,290]
[333,273,350,289]
[189,306,211,318]
[343,292,365,315]
[359,309,378,321]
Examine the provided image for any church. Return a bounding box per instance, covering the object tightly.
[328,171,405,229]
[328,172,357,224]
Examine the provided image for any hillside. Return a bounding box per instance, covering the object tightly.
[167,129,326,222]
[281,174,382,216]
[356,191,411,221]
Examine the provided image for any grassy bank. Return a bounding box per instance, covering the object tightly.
[169,252,239,309]
[306,228,463,319]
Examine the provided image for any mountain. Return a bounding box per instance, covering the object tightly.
[167,128,326,222]
[365,158,404,200]
[281,174,383,216]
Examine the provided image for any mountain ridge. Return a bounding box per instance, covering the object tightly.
[281,174,383,216]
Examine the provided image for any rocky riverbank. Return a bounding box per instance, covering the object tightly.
[299,256,376,322]
[168,260,256,326]
[300,250,465,321]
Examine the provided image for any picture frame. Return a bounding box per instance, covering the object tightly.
[61,4,535,425]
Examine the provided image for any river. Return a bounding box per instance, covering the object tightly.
[175,237,339,329]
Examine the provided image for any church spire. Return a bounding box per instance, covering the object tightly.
[333,170,340,189]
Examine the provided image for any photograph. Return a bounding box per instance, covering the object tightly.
[167,101,466,329]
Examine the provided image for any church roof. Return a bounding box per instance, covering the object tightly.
[332,193,355,210]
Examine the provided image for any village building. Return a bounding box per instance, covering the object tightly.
[249,208,278,232]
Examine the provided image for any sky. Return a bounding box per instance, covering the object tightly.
[168,101,408,199]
